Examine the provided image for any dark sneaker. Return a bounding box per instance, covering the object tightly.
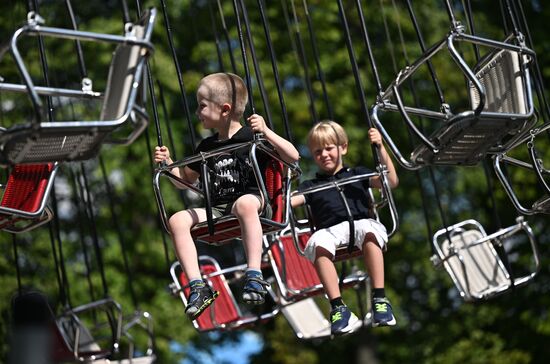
[242,271,270,305]
[185,281,219,320]
[330,305,360,335]
[372,297,396,327]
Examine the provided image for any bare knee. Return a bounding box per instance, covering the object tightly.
[168,210,195,232]
[232,195,261,218]
[315,247,334,261]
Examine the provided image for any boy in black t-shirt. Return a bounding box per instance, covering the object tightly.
[154,73,299,320]
[291,120,398,335]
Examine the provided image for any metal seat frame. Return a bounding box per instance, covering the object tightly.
[431,217,540,302]
[288,168,398,260]
[0,162,59,233]
[264,168,397,333]
[53,298,123,363]
[372,27,537,170]
[0,8,157,164]
[169,256,279,332]
[153,138,300,246]
[117,310,155,364]
[493,124,550,215]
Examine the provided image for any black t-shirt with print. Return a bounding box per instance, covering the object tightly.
[188,126,269,205]
[297,166,374,230]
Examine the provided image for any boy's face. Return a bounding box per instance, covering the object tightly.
[196,84,229,129]
[311,143,347,175]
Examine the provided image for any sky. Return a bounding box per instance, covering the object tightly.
[174,331,264,364]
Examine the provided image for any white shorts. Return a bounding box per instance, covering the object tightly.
[304,219,388,262]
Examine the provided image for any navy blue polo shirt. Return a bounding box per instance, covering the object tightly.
[297,166,374,229]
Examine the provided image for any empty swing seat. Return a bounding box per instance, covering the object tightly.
[0,162,58,233]
[53,297,123,363]
[279,297,331,340]
[493,138,550,216]
[431,218,540,301]
[117,310,155,364]
[372,30,537,170]
[10,291,122,363]
[0,8,157,164]
[411,49,535,166]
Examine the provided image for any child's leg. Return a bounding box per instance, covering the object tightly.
[232,194,269,304]
[361,232,385,289]
[170,208,219,319]
[314,247,341,300]
[362,232,396,326]
[314,246,360,335]
[231,194,263,270]
[169,208,208,280]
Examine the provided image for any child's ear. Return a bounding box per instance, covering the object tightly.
[221,103,232,115]
[340,143,348,155]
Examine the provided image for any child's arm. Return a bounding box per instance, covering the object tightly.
[290,194,305,208]
[367,128,399,189]
[247,114,300,164]
[154,146,200,187]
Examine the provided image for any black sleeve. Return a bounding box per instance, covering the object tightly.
[187,138,212,173]
[353,166,373,188]
[297,180,313,204]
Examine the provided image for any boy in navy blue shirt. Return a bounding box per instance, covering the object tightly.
[292,120,398,335]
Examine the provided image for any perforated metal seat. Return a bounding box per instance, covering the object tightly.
[0,8,156,164]
[10,291,122,363]
[373,31,536,170]
[431,218,540,301]
[411,49,534,166]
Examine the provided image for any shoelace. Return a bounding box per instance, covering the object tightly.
[188,283,207,302]
[331,311,343,323]
[244,276,270,293]
[374,303,388,313]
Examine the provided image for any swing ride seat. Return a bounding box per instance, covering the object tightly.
[154,140,299,246]
[278,297,331,340]
[53,297,123,363]
[0,162,58,233]
[10,290,122,363]
[532,195,550,213]
[115,310,155,364]
[410,48,535,166]
[282,168,398,271]
[0,8,157,165]
[191,157,286,245]
[431,217,540,302]
[493,137,550,216]
[268,228,368,302]
[170,256,279,332]
[373,31,536,170]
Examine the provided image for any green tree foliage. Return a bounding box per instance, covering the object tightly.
[1,0,550,363]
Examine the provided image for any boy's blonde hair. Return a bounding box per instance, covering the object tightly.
[199,73,248,119]
[307,120,349,151]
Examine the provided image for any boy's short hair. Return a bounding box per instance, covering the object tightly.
[199,73,248,119]
[307,120,349,151]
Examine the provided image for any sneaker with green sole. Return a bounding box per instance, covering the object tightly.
[185,281,219,320]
